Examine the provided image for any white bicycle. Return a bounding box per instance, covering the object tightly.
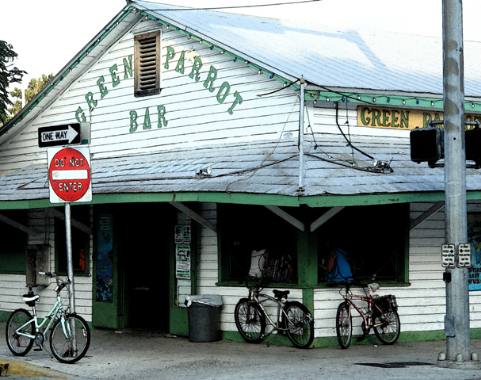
[5,272,90,364]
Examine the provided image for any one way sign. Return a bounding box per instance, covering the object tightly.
[38,124,81,147]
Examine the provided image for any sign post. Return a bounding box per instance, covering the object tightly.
[48,146,92,318]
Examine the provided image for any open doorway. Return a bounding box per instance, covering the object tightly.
[116,203,172,330]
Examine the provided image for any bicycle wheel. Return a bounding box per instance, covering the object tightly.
[49,313,90,364]
[6,309,34,356]
[283,301,314,349]
[234,298,266,343]
[335,301,352,349]
[373,310,400,345]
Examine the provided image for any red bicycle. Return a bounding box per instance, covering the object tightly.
[335,281,400,349]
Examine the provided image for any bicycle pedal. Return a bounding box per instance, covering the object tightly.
[33,347,43,351]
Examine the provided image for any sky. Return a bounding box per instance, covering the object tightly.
[1,0,480,86]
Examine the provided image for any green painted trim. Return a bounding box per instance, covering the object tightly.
[297,231,318,287]
[216,281,299,288]
[223,330,294,346]
[403,204,411,284]
[169,220,188,336]
[302,288,314,314]
[305,90,481,113]
[223,328,481,348]
[4,190,481,211]
[0,309,9,322]
[169,306,188,336]
[1,6,135,137]
[316,282,411,288]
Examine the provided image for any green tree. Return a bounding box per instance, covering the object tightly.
[0,40,26,126]
[8,74,54,118]
[8,87,22,117]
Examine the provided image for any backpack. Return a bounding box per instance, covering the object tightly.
[326,248,353,283]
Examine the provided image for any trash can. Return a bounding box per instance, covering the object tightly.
[185,294,223,342]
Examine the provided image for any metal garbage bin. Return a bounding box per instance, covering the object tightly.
[185,294,223,342]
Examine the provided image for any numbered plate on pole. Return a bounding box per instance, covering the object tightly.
[441,244,455,268]
[458,243,471,267]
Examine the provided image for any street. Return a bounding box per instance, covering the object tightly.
[1,325,481,379]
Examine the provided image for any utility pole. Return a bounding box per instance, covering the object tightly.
[439,0,477,368]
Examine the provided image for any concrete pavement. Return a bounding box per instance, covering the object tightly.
[1,325,481,379]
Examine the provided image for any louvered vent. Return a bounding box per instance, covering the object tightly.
[134,32,160,97]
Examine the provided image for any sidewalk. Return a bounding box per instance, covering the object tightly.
[1,325,481,380]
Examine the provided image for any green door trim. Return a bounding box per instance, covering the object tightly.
[92,207,121,329]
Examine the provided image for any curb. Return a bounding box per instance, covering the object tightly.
[0,356,66,378]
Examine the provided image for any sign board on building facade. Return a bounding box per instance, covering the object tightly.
[357,106,481,130]
[175,225,191,280]
[38,124,81,147]
[48,146,92,203]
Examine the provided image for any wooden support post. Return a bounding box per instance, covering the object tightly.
[170,202,216,233]
[265,205,305,231]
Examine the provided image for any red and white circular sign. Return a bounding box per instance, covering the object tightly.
[48,147,91,203]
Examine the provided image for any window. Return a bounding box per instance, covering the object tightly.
[219,204,297,284]
[317,204,409,283]
[0,211,27,273]
[134,31,160,97]
[55,206,90,275]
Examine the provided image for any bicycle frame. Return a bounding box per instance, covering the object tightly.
[15,294,65,341]
[248,287,289,332]
[340,286,385,331]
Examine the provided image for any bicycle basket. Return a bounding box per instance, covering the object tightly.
[374,295,398,312]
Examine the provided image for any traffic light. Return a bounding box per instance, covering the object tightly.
[465,127,481,168]
[410,127,444,167]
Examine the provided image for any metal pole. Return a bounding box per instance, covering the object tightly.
[298,77,306,192]
[65,202,76,314]
[441,0,471,365]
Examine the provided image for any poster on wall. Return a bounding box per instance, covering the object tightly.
[176,244,191,280]
[96,213,114,302]
[468,213,481,291]
[175,225,191,244]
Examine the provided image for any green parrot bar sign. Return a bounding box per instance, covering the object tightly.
[358,106,481,130]
[74,45,244,134]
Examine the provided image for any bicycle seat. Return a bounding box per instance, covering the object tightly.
[23,293,39,307]
[273,290,289,300]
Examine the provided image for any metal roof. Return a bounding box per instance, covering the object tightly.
[1,134,479,202]
[134,1,481,98]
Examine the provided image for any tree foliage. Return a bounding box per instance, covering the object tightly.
[8,73,54,119]
[0,40,26,126]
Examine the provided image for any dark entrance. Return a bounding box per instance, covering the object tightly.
[117,203,172,330]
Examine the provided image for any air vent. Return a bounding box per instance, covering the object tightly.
[134,31,160,97]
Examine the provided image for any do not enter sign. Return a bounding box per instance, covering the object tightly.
[48,146,92,203]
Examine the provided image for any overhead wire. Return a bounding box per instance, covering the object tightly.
[334,101,374,160]
[304,99,393,174]
[257,79,300,97]
[224,97,300,191]
[138,0,322,11]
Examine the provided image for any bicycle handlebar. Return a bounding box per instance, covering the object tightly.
[39,271,56,278]
[38,272,70,292]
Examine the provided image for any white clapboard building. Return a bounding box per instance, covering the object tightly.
[1,0,481,345]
